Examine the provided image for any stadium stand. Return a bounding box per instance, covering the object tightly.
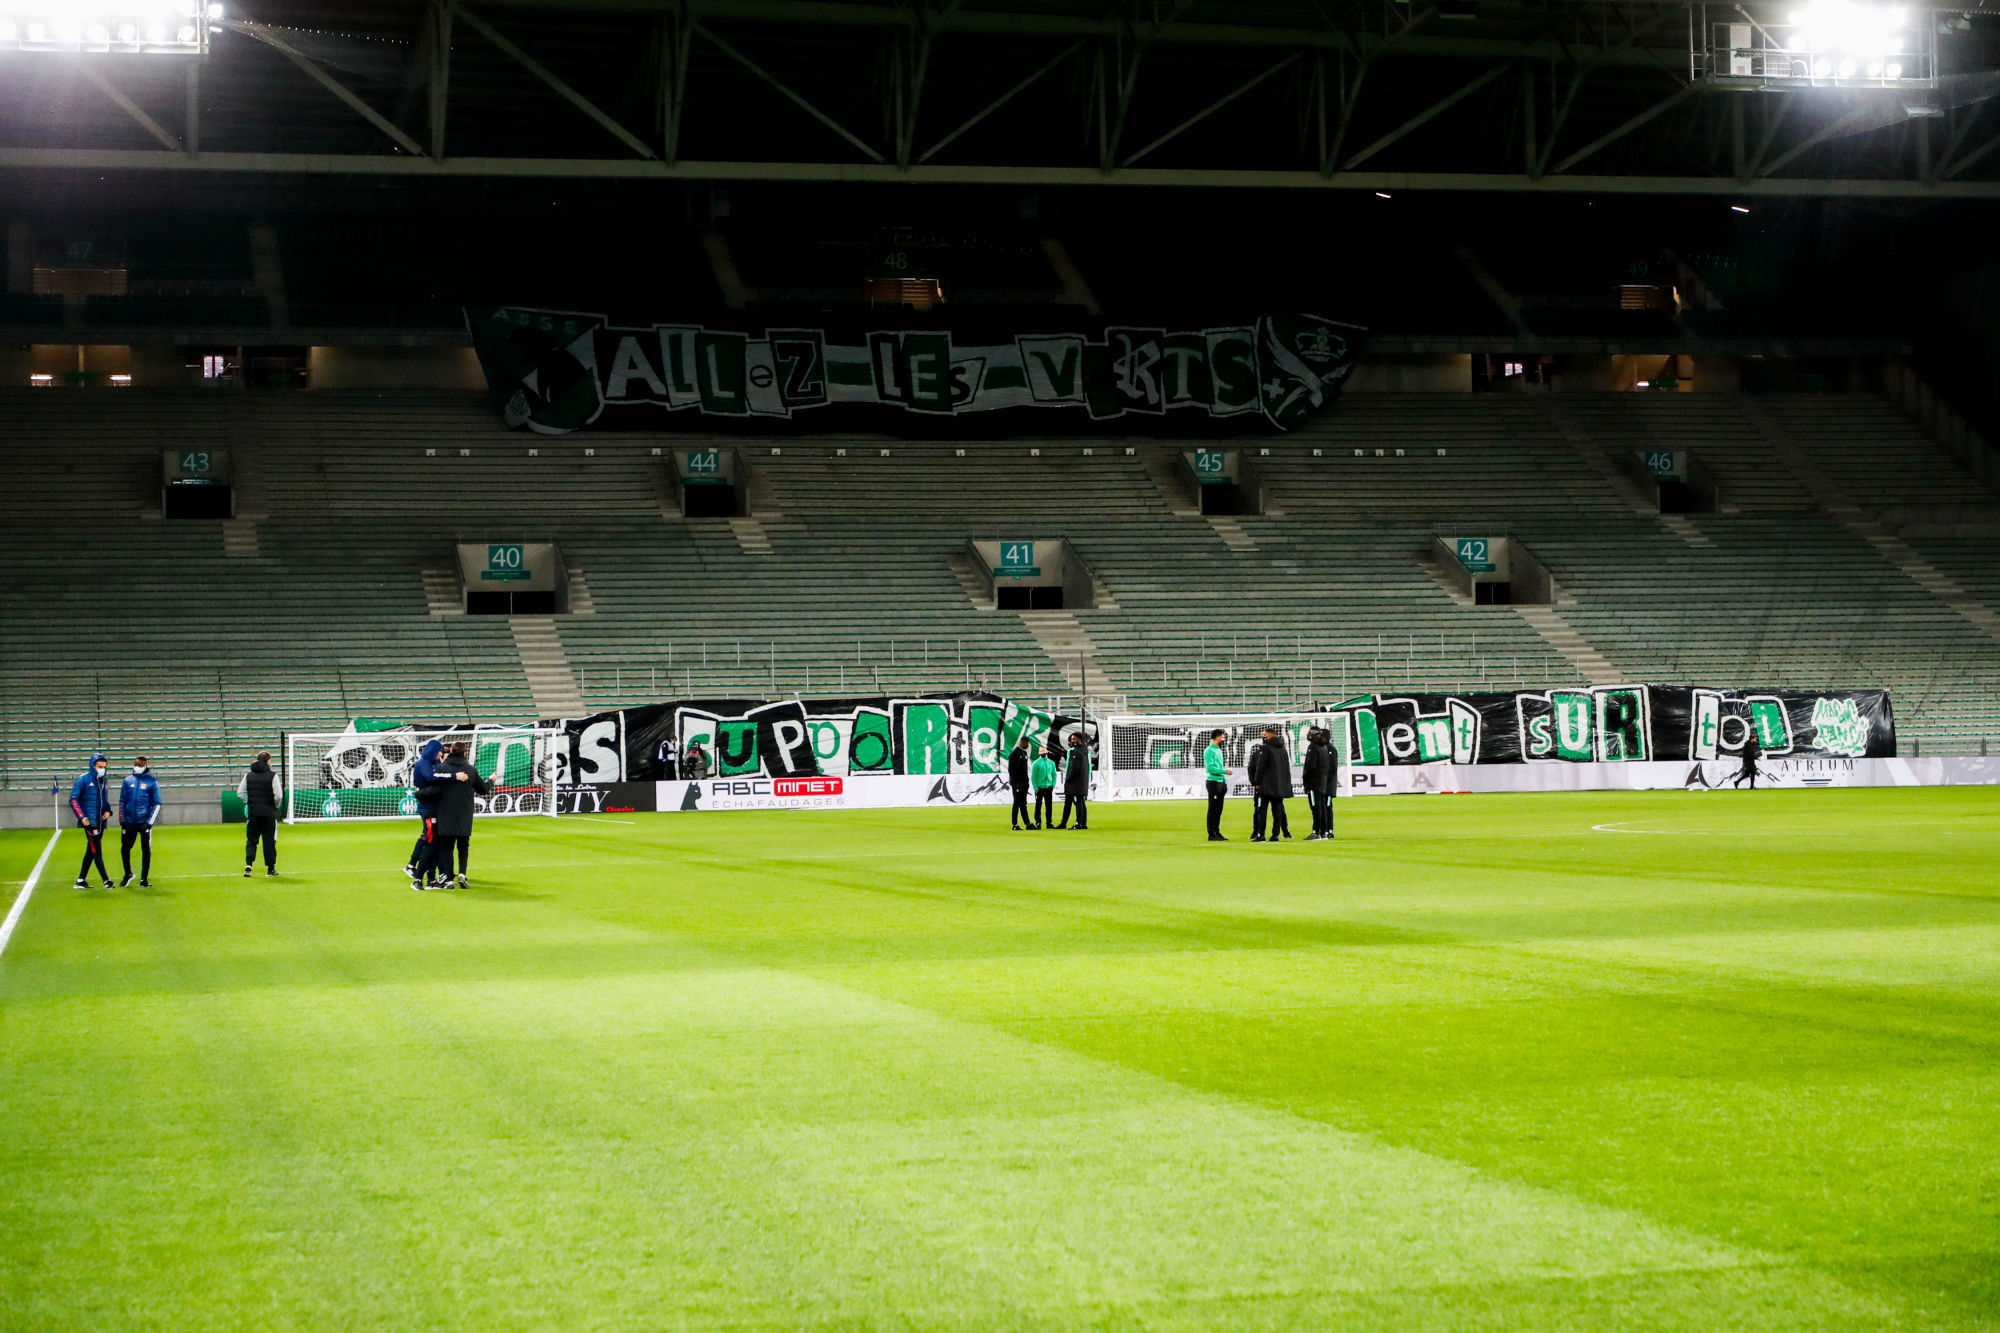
[3,383,1997,791]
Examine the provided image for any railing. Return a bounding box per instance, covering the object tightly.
[1885,358,2000,491]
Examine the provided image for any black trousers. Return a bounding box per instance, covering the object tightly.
[1033,789,1053,827]
[1732,761,1759,789]
[1307,790,1333,836]
[413,818,447,880]
[77,824,109,883]
[1059,793,1087,829]
[444,835,471,877]
[244,814,277,869]
[120,826,153,878]
[408,823,434,869]
[1011,784,1031,827]
[1251,795,1267,839]
[1206,781,1226,837]
[1266,796,1291,838]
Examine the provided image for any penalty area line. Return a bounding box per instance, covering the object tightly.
[0,828,62,961]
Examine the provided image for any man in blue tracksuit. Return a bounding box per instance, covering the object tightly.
[119,756,164,886]
[405,738,447,887]
[70,752,113,890]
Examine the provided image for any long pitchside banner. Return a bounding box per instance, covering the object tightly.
[1308,685,1895,765]
[466,306,1365,435]
[554,691,1094,786]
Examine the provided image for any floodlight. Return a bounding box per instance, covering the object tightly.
[0,3,213,54]
[1886,60,1904,78]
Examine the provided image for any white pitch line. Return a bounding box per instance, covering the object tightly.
[0,829,62,960]
[1591,820,1682,834]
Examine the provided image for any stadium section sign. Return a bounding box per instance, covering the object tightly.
[555,691,1095,785]
[466,306,1365,435]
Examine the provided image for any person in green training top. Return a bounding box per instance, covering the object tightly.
[1203,728,1230,842]
[1029,748,1059,830]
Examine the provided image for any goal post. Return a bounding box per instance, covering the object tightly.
[1101,711,1332,800]
[284,724,566,824]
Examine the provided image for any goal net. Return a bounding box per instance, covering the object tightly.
[1101,711,1333,800]
[284,725,566,823]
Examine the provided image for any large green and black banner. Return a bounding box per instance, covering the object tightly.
[1304,685,1894,764]
[466,306,1365,436]
[558,691,1093,784]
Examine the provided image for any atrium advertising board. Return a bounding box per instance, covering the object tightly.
[466,306,1365,435]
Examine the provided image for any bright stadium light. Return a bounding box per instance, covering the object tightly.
[0,2,214,54]
[1696,0,1936,88]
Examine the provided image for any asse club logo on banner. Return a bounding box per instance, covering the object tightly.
[466,307,1365,436]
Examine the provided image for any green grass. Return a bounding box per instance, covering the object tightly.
[1,787,1997,1331]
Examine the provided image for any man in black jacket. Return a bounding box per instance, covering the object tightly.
[417,741,494,890]
[1056,732,1092,830]
[1257,728,1294,841]
[1007,740,1033,830]
[1302,728,1336,841]
[236,752,283,877]
[1246,732,1269,841]
[1731,731,1763,789]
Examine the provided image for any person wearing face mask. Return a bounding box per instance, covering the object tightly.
[70,752,114,890]
[118,756,163,887]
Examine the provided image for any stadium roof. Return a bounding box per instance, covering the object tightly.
[3,0,2000,196]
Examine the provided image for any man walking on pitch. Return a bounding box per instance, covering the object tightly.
[1204,729,1230,842]
[417,741,493,889]
[405,738,446,886]
[1302,728,1335,841]
[237,751,283,877]
[1030,747,1058,830]
[70,752,113,890]
[1732,730,1762,790]
[118,756,163,886]
[1256,726,1294,841]
[1057,731,1092,830]
[1008,738,1032,830]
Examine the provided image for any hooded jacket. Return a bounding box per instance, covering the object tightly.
[1063,741,1092,797]
[1302,738,1334,795]
[411,739,446,817]
[120,767,163,827]
[237,760,283,819]
[1030,754,1058,790]
[422,753,494,839]
[1007,746,1030,788]
[1255,738,1295,798]
[70,755,109,825]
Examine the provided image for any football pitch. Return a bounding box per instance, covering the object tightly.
[1,788,1995,1331]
